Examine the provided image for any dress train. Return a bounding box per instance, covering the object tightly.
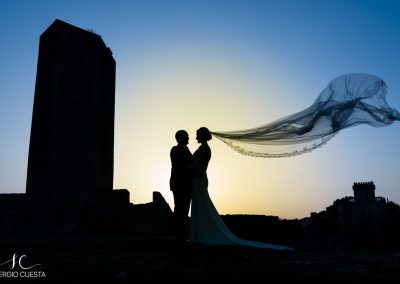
[190,174,294,251]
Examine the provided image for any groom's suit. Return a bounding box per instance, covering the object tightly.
[170,144,193,244]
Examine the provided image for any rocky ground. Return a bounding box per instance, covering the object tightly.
[0,236,400,283]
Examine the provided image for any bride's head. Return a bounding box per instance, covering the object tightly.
[196,127,212,143]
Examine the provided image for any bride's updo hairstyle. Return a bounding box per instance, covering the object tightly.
[197,127,212,142]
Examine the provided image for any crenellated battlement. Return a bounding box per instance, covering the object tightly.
[353,181,376,202]
[352,181,376,191]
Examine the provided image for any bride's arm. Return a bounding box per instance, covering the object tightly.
[191,146,211,178]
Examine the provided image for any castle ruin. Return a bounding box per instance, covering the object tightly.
[26,19,115,197]
[304,181,397,249]
[0,19,172,237]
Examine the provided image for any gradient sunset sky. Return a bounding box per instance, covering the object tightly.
[1,0,399,218]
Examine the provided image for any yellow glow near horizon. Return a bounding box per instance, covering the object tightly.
[113,44,327,219]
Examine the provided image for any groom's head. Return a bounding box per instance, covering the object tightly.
[175,130,189,145]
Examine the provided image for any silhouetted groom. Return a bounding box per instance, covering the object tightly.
[170,130,193,245]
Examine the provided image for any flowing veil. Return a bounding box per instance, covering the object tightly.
[212,74,400,157]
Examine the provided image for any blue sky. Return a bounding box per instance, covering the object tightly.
[1,0,399,218]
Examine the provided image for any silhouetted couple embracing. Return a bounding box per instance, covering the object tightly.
[170,127,293,251]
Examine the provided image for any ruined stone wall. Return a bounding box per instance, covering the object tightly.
[26,19,115,196]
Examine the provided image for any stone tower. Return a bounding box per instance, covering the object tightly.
[352,181,376,203]
[26,19,115,196]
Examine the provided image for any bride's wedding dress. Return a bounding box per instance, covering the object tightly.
[190,144,293,251]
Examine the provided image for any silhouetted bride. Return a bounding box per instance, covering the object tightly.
[190,127,293,251]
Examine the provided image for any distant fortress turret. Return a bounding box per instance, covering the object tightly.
[305,181,396,249]
[352,181,376,203]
